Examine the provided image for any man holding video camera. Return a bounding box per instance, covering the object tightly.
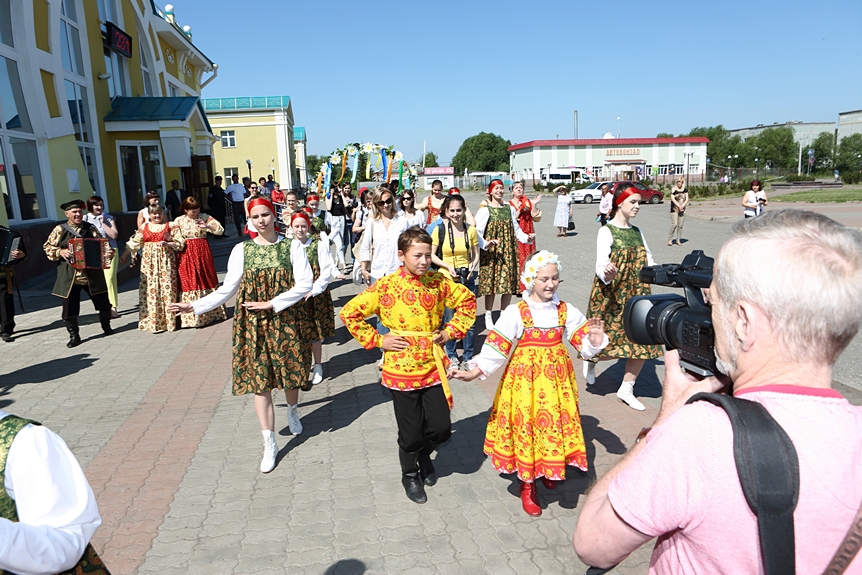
[574,210,862,573]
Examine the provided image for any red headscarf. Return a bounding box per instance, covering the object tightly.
[614,187,640,207]
[302,206,313,215]
[290,211,311,226]
[247,197,280,232]
[305,194,320,203]
[487,179,504,195]
[448,187,461,195]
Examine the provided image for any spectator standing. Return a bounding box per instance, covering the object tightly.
[265,174,276,193]
[137,191,160,229]
[553,185,572,236]
[741,179,766,218]
[398,190,426,228]
[574,210,862,575]
[0,229,25,342]
[164,179,187,220]
[84,195,120,318]
[667,177,689,246]
[206,175,228,235]
[224,175,248,235]
[597,183,612,225]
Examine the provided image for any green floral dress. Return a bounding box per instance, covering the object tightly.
[478,205,520,296]
[586,225,662,361]
[299,236,335,341]
[232,240,310,395]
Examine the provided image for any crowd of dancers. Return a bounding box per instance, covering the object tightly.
[13,177,663,518]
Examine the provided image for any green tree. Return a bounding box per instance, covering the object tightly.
[748,126,797,170]
[423,152,439,168]
[656,132,674,138]
[306,154,326,177]
[835,133,862,173]
[451,132,511,174]
[809,132,836,172]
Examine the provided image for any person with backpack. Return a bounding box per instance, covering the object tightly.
[573,210,862,575]
[430,195,480,370]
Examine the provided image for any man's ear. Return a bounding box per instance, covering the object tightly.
[397,250,406,264]
[735,300,757,353]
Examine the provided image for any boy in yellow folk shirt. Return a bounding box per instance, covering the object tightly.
[341,227,476,504]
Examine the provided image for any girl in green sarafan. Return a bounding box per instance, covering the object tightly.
[584,185,662,411]
[169,197,313,473]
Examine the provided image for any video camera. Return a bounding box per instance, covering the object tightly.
[623,250,717,377]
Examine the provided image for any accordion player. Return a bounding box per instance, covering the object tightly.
[68,237,112,270]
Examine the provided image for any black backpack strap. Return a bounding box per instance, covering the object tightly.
[436,223,445,263]
[687,392,799,575]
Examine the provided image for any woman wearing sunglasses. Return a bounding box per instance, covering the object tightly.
[359,186,411,367]
[398,191,426,228]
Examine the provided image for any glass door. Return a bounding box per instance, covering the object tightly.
[120,143,164,211]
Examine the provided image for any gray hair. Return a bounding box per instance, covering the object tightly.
[714,209,862,364]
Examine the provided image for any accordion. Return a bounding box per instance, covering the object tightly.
[0,225,20,266]
[68,237,112,270]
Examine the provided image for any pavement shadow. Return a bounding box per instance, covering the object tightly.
[584,358,664,399]
[433,409,491,479]
[324,559,366,575]
[273,382,390,462]
[0,354,97,408]
[499,413,626,511]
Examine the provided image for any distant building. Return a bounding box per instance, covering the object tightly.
[202,96,299,191]
[421,167,455,189]
[508,137,709,183]
[1,0,217,229]
[837,110,862,142]
[728,121,835,146]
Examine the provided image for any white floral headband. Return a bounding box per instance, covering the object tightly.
[520,250,562,291]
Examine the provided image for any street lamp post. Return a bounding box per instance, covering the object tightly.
[755,158,759,179]
[617,117,620,139]
[727,154,738,184]
[683,151,694,187]
[246,159,252,181]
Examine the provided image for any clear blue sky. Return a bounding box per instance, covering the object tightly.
[177,0,861,164]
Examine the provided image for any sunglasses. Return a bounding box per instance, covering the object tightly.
[376,198,394,206]
[251,186,258,190]
[402,197,414,201]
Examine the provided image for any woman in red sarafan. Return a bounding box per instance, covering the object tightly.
[173,196,226,328]
[508,180,542,291]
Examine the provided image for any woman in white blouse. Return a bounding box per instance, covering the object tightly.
[397,189,426,228]
[169,197,313,473]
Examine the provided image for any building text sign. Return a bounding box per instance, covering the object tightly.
[605,148,640,156]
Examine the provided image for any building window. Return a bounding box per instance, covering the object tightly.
[167,83,179,97]
[59,0,84,77]
[96,0,116,29]
[223,167,238,181]
[220,130,236,148]
[0,0,13,47]
[139,41,152,96]
[0,57,33,133]
[120,144,164,210]
[103,47,127,98]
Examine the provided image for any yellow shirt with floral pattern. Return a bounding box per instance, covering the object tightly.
[340,267,476,391]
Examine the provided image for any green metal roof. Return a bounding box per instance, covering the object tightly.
[103,96,212,134]
[104,97,200,122]
[201,96,291,112]
[294,127,306,142]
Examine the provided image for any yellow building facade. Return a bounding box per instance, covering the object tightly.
[0,0,217,231]
[203,97,304,190]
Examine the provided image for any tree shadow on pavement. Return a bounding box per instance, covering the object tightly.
[325,559,366,575]
[0,354,97,408]
[584,358,664,399]
[496,413,625,511]
[273,382,390,463]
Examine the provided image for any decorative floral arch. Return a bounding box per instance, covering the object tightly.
[316,143,417,197]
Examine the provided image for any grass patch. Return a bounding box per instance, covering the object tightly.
[772,189,862,203]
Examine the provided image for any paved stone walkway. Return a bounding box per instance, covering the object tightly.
[0,196,858,574]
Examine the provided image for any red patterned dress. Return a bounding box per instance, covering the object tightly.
[509,196,536,291]
[472,297,607,482]
[125,223,184,333]
[173,215,225,328]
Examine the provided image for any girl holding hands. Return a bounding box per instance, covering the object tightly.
[451,251,607,516]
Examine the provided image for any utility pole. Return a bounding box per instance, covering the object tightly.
[422,140,426,170]
[574,110,578,140]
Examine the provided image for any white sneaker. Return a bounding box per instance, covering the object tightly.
[484,311,494,331]
[616,380,646,411]
[287,404,303,435]
[583,361,596,385]
[311,363,324,385]
[260,430,277,473]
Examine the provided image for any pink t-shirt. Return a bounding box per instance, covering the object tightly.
[609,385,862,575]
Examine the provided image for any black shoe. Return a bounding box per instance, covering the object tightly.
[398,448,428,503]
[0,333,11,342]
[401,472,427,504]
[64,319,81,348]
[418,450,437,486]
[99,310,114,336]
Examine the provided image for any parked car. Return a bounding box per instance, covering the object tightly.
[610,181,663,204]
[569,182,611,204]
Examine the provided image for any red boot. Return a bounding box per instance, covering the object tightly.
[541,476,557,490]
[520,480,542,516]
